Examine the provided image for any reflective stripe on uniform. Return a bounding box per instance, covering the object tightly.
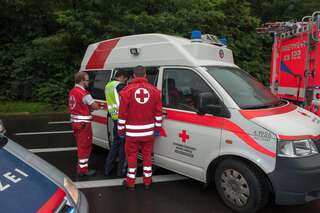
[125,123,155,130]
[127,173,136,179]
[79,163,88,168]
[71,115,92,120]
[126,131,154,137]
[143,172,152,177]
[155,116,162,121]
[155,122,161,127]
[79,159,88,163]
[118,119,126,124]
[143,166,152,171]
[117,126,125,130]
[143,166,152,177]
[71,119,91,123]
[128,168,136,173]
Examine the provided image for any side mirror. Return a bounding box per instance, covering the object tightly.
[198,104,222,115]
[196,92,230,117]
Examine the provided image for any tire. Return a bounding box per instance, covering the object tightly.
[214,159,269,213]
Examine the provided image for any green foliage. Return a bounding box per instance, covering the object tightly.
[249,0,320,22]
[1,0,319,111]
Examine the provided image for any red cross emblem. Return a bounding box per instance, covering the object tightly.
[135,88,150,104]
[179,130,190,143]
[69,95,76,110]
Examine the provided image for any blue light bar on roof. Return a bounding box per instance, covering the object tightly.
[218,36,227,46]
[191,30,202,40]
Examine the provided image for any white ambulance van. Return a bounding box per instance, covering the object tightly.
[79,32,320,212]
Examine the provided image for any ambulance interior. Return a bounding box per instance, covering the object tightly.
[113,67,159,86]
[113,67,217,112]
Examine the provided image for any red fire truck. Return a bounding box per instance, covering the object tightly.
[258,11,320,116]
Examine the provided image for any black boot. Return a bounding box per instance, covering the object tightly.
[78,169,96,178]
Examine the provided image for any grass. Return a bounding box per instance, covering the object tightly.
[0,101,67,113]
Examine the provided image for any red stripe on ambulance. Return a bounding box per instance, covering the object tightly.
[86,38,120,70]
[92,115,107,124]
[240,103,297,120]
[278,134,320,141]
[165,109,276,158]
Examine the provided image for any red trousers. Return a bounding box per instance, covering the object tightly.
[72,122,93,174]
[125,140,154,187]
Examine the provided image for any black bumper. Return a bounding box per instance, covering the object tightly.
[268,154,320,205]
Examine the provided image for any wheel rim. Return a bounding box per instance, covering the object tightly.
[220,169,250,207]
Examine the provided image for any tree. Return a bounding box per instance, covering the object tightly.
[1,0,296,108]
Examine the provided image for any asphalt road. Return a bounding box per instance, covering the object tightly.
[2,113,320,213]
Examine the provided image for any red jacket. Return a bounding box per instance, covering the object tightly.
[68,85,92,122]
[118,77,162,142]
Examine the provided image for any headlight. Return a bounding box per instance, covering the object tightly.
[278,139,319,157]
[64,177,79,205]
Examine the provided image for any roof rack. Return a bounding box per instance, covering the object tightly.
[256,11,320,40]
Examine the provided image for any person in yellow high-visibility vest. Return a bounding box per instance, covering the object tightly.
[104,70,129,177]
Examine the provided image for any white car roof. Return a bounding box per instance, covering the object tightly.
[80,33,235,71]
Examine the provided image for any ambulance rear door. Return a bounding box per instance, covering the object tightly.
[154,66,226,182]
[87,70,112,148]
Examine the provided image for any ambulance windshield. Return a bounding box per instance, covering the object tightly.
[205,66,281,109]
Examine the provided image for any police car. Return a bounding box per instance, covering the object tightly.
[0,120,88,213]
[80,31,320,212]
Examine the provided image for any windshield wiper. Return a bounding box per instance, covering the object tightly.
[242,100,283,110]
[242,105,272,110]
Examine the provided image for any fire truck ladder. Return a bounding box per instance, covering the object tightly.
[302,12,320,109]
[257,12,320,106]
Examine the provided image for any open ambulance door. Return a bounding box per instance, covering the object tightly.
[87,70,112,148]
[154,66,223,182]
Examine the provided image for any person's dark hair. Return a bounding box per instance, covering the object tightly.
[115,70,129,78]
[133,65,146,77]
[75,72,88,84]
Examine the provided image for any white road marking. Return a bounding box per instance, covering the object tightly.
[29,147,77,153]
[75,174,188,189]
[48,121,71,124]
[15,130,73,136]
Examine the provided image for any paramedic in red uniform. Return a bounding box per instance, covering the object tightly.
[118,66,162,190]
[68,72,99,178]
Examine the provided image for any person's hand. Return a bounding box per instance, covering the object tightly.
[154,130,160,137]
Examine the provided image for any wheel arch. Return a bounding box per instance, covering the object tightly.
[206,155,274,193]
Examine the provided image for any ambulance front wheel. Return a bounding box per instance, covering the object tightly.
[214,159,269,213]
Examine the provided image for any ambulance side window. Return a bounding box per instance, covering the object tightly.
[162,68,220,112]
[145,67,159,86]
[87,70,111,100]
[115,67,159,86]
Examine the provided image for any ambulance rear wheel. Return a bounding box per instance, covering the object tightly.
[214,159,269,213]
